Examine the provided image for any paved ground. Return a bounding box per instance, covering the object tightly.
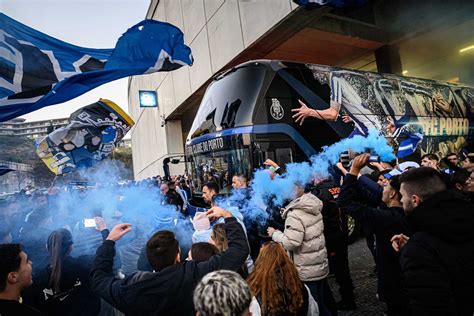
[328,237,387,316]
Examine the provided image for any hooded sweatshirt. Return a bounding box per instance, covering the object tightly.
[272,193,329,281]
[400,190,474,315]
[90,217,249,315]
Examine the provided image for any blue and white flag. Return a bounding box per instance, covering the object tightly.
[0,13,193,122]
[35,99,134,175]
[393,125,424,159]
[293,0,368,8]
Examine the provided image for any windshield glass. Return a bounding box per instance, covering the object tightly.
[187,148,251,195]
[187,64,267,140]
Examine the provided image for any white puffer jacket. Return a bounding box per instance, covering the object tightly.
[272,193,329,281]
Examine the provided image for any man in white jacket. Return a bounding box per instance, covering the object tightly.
[268,184,336,316]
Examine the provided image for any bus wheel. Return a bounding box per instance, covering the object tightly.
[347,215,361,244]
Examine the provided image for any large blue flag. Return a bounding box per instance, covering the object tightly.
[0,13,193,122]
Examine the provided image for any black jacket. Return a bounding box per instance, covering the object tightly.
[23,229,108,316]
[338,174,409,306]
[23,256,100,316]
[90,217,249,315]
[400,190,474,315]
[357,174,383,207]
[311,179,347,250]
[0,299,43,316]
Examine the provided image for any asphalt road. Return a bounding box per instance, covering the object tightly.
[328,237,387,316]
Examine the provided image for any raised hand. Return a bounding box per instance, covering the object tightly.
[263,159,279,168]
[342,114,353,123]
[95,216,107,232]
[349,153,370,176]
[106,223,132,242]
[267,227,277,237]
[291,100,314,125]
[206,206,232,221]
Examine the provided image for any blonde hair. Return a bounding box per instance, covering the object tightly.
[210,223,228,252]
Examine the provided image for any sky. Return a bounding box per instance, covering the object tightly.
[0,0,151,122]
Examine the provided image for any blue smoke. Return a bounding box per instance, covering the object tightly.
[17,130,394,266]
[245,129,395,207]
[39,160,194,258]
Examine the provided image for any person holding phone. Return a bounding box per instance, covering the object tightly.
[90,207,249,315]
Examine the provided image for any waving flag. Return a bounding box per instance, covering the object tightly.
[0,13,193,122]
[35,99,134,175]
[293,0,368,8]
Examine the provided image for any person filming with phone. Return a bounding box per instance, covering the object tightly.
[89,207,249,315]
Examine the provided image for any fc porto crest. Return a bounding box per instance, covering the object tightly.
[270,98,284,120]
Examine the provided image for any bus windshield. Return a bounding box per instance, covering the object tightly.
[187,64,267,140]
[187,147,252,195]
[186,135,252,195]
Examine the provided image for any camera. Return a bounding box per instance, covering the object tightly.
[339,151,351,168]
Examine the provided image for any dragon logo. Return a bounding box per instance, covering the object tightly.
[270,98,284,120]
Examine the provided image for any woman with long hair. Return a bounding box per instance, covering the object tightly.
[247,242,318,316]
[267,184,336,315]
[209,223,228,252]
[48,229,74,293]
[210,223,251,278]
[24,227,107,315]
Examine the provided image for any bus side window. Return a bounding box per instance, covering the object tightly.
[275,148,293,165]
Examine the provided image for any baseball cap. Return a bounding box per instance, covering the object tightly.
[385,161,419,179]
[399,161,420,171]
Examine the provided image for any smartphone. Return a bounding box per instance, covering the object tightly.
[368,155,380,163]
[83,218,96,228]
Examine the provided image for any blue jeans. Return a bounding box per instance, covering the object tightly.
[304,278,337,316]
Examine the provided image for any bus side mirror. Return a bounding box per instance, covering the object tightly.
[163,158,171,180]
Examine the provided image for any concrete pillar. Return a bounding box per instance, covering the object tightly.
[375,45,403,75]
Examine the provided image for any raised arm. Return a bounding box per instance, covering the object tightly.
[337,154,386,227]
[357,174,383,207]
[89,224,132,311]
[196,207,249,276]
[292,99,339,125]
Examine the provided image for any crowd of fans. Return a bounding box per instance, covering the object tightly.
[0,151,473,315]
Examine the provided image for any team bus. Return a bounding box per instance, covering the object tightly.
[184,59,473,239]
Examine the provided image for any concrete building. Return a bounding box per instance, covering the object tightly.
[117,138,132,148]
[0,117,69,139]
[128,0,474,180]
[0,160,34,194]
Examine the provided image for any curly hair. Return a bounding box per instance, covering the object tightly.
[194,270,251,316]
[247,242,304,314]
